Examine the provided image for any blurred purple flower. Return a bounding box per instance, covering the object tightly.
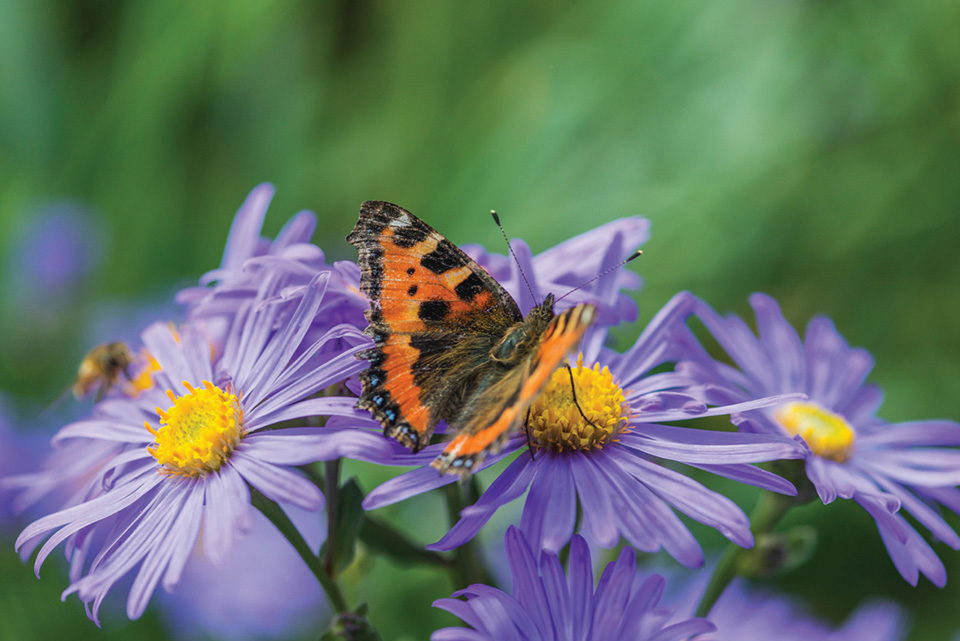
[0,396,51,532]
[432,526,714,641]
[697,581,906,641]
[13,273,390,624]
[6,202,105,301]
[677,293,960,586]
[363,292,806,568]
[159,505,327,641]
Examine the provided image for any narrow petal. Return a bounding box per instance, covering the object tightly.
[519,454,576,552]
[363,466,461,511]
[614,454,754,548]
[230,453,322,510]
[200,466,252,566]
[621,423,803,464]
[570,453,620,547]
[429,458,537,551]
[218,183,274,273]
[692,462,797,495]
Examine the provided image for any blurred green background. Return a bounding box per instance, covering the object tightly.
[0,0,958,639]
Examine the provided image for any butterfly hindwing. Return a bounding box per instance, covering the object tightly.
[431,302,597,475]
[347,201,524,451]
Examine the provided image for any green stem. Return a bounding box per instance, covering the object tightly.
[444,482,495,588]
[694,490,795,618]
[323,459,342,576]
[250,487,349,613]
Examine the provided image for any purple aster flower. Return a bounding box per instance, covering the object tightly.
[695,581,906,641]
[677,293,960,586]
[176,183,367,331]
[158,505,327,641]
[432,526,715,641]
[13,273,392,624]
[363,292,807,568]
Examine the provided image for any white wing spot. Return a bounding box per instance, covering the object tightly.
[390,214,413,228]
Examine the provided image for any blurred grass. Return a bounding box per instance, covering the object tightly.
[1,0,958,639]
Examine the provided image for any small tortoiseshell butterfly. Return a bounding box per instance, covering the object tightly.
[347,201,596,475]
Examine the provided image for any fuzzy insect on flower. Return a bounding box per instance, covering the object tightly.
[676,293,960,586]
[13,273,392,624]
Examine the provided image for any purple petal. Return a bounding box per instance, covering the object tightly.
[621,423,803,464]
[570,453,620,547]
[649,620,717,641]
[242,273,330,406]
[229,453,322,510]
[519,454,576,552]
[18,471,162,574]
[870,476,960,548]
[567,535,593,640]
[127,484,204,619]
[613,454,754,548]
[218,183,274,274]
[272,211,317,250]
[537,551,571,639]
[864,420,960,447]
[429,457,537,551]
[635,392,807,425]
[200,465,252,566]
[363,468,459,511]
[750,293,806,393]
[504,526,553,636]
[692,462,797,495]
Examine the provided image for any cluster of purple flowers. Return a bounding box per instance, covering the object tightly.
[2,184,957,639]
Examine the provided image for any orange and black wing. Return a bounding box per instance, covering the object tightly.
[347,201,523,452]
[431,303,596,475]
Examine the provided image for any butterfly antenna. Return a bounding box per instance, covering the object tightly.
[491,210,538,305]
[554,249,643,305]
[566,363,602,431]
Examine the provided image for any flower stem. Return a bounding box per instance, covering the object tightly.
[250,486,349,613]
[323,458,341,576]
[694,490,795,617]
[443,481,495,588]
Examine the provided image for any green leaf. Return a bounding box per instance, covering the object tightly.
[321,478,366,575]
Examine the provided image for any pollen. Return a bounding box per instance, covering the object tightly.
[527,354,631,452]
[775,402,855,463]
[145,381,244,476]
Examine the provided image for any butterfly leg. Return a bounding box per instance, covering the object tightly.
[523,407,535,461]
[565,363,602,431]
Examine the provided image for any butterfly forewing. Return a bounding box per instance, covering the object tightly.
[347,201,524,451]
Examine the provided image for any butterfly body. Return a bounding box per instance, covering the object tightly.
[347,201,595,475]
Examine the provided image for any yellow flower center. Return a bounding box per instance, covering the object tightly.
[775,402,855,462]
[527,355,631,452]
[145,381,244,476]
